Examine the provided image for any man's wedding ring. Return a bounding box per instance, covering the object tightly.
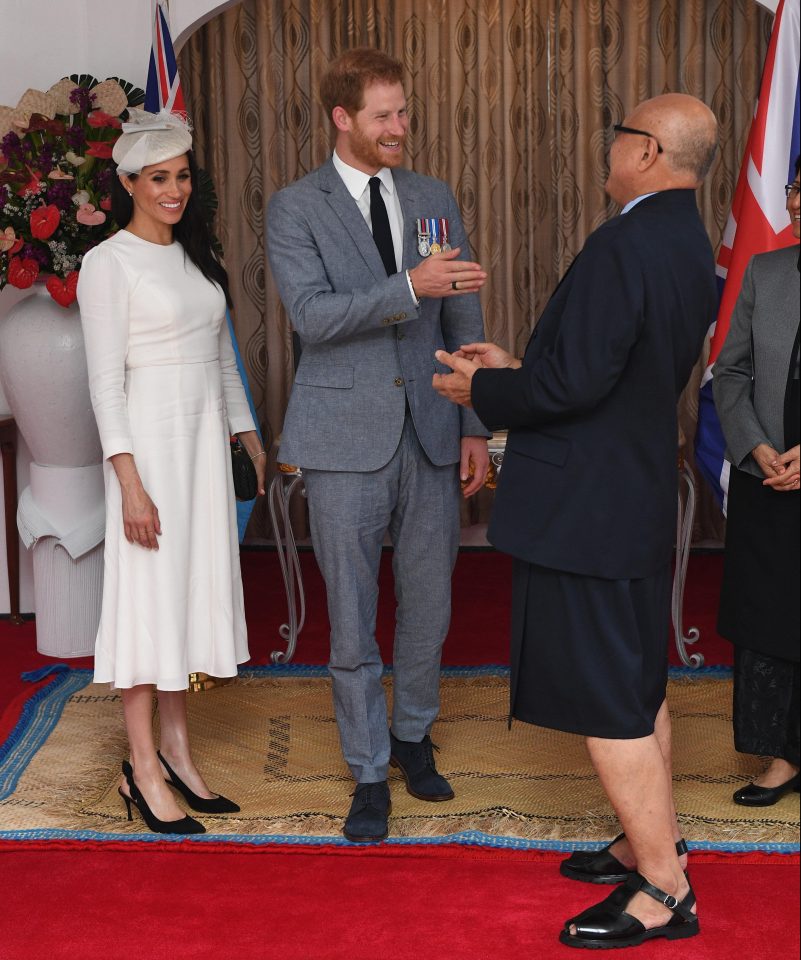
[451,280,458,291]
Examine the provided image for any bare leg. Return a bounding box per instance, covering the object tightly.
[120,685,187,821]
[156,689,216,799]
[604,700,687,871]
[754,757,800,788]
[569,731,694,935]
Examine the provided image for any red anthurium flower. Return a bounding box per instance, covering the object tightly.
[30,204,61,240]
[46,270,79,308]
[25,115,66,136]
[7,256,40,289]
[87,111,122,129]
[16,170,43,196]
[99,195,112,211]
[86,141,114,159]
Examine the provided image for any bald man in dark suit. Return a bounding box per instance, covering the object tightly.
[434,94,719,950]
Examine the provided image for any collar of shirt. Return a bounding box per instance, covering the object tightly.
[621,192,657,215]
[332,150,396,203]
[331,150,406,282]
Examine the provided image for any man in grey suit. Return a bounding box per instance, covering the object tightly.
[267,48,489,842]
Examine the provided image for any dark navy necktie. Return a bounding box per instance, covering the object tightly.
[369,177,397,276]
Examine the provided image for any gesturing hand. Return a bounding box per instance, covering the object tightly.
[455,342,522,370]
[409,248,487,299]
[432,349,481,408]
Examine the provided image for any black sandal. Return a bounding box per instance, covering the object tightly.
[560,834,689,884]
[559,872,699,949]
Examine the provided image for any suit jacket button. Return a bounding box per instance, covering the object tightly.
[399,313,407,320]
[394,377,404,386]
[382,318,391,325]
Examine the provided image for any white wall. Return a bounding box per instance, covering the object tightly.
[0,0,237,614]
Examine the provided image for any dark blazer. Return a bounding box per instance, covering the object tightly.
[472,190,717,580]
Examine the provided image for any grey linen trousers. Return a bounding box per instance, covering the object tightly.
[302,415,460,783]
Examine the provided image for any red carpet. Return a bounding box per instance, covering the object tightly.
[2,551,791,960]
[0,843,797,960]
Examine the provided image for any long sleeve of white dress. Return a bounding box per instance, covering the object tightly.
[77,242,135,460]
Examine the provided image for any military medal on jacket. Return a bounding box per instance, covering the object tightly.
[416,218,451,257]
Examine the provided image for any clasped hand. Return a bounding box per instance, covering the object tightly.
[753,442,801,492]
[432,341,521,408]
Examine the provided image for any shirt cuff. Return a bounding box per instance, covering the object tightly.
[405,269,420,306]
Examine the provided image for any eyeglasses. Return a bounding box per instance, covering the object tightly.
[785,183,800,199]
[613,123,664,154]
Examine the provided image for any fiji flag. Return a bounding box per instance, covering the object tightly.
[144,0,262,541]
[695,0,801,510]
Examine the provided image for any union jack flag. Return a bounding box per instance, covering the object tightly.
[145,1,186,114]
[695,0,800,509]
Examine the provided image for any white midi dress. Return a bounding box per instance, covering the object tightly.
[77,230,255,689]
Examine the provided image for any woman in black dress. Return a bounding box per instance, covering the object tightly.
[713,156,800,806]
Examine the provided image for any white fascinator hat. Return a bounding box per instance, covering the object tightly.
[112,108,193,176]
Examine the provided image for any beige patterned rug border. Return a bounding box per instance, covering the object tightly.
[0,669,798,847]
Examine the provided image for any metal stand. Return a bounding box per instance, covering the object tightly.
[266,438,703,669]
[268,467,306,664]
[672,459,703,667]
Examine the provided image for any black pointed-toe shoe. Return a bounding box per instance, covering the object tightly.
[157,751,240,814]
[560,834,689,884]
[389,732,454,802]
[733,772,800,807]
[119,761,205,835]
[559,872,699,949]
[343,781,391,843]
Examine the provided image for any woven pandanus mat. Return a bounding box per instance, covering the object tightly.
[0,669,798,845]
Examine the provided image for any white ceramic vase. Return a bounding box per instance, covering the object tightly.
[0,285,104,657]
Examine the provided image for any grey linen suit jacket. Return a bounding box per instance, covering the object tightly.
[267,159,488,471]
[714,245,800,480]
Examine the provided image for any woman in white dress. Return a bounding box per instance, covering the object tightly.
[77,111,266,834]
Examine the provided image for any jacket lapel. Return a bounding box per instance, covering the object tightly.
[394,168,420,271]
[317,159,388,283]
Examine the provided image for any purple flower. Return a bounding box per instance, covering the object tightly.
[96,167,113,193]
[1,131,22,160]
[46,180,74,211]
[68,86,96,113]
[65,124,86,150]
[21,244,50,269]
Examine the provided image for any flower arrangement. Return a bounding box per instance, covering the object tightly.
[0,75,145,307]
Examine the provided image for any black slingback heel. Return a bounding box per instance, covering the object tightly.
[157,751,240,814]
[119,760,206,834]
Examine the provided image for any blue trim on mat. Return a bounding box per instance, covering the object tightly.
[0,828,796,855]
[0,666,92,801]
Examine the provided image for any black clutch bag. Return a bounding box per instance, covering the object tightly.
[230,436,258,501]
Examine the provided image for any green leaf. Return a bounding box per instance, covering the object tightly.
[108,78,147,109]
[67,74,100,89]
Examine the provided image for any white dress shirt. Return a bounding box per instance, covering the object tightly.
[332,151,418,303]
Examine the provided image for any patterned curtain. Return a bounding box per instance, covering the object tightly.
[180,0,770,541]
